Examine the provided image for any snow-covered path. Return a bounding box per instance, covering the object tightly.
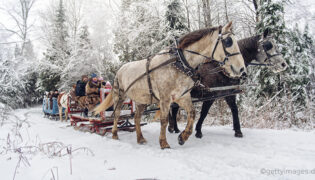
[0,107,314,180]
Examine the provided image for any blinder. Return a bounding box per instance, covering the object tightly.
[222,36,233,47]
[263,41,273,51]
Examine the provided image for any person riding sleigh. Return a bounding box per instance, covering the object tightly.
[85,73,102,113]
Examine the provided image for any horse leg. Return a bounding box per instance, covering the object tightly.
[168,104,180,133]
[112,89,124,140]
[195,100,215,138]
[65,106,68,121]
[135,104,147,144]
[159,99,171,149]
[59,106,63,122]
[176,95,195,145]
[225,95,243,138]
[172,104,180,133]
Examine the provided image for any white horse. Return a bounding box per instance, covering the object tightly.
[57,92,69,122]
[57,85,77,121]
[95,22,246,149]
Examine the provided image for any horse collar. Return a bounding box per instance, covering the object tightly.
[172,39,200,83]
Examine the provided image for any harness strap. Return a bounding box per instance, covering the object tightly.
[125,57,177,95]
[146,57,159,103]
[211,26,222,59]
[246,62,272,66]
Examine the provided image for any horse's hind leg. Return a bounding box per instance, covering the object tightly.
[59,106,63,121]
[168,103,180,133]
[65,107,68,121]
[135,104,147,144]
[112,91,124,140]
[176,95,195,145]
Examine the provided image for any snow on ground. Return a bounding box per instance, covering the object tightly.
[0,107,315,180]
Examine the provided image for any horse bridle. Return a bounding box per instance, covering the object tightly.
[247,37,282,67]
[184,26,241,67]
[210,26,241,65]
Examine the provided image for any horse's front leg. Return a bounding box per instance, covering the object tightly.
[176,95,195,145]
[195,100,215,138]
[225,95,243,137]
[134,104,147,144]
[159,99,171,149]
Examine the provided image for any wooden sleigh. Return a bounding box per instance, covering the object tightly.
[68,84,147,135]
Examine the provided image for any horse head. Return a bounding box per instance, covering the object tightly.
[256,28,288,73]
[180,21,247,78]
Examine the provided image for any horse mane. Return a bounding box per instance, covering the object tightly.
[237,35,261,63]
[178,26,219,49]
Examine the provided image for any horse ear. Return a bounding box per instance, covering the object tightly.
[223,21,233,32]
[263,28,271,38]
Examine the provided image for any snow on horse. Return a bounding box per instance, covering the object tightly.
[94,22,246,149]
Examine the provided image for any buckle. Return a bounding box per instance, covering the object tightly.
[187,71,193,77]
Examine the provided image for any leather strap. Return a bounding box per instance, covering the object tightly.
[146,57,159,103]
[124,57,177,96]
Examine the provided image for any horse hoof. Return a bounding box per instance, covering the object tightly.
[168,126,174,133]
[178,134,185,145]
[161,144,171,149]
[174,128,180,133]
[234,130,243,138]
[195,132,203,138]
[112,135,119,140]
[160,139,170,149]
[137,138,147,145]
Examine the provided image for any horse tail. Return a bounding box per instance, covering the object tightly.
[93,92,113,114]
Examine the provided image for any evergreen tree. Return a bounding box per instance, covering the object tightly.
[113,0,134,63]
[163,0,189,47]
[165,0,188,33]
[39,0,69,91]
[253,0,287,103]
[114,0,164,63]
[250,0,314,124]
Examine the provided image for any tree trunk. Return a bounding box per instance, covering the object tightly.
[182,0,191,31]
[202,0,212,27]
[197,0,201,29]
[224,0,229,23]
[252,0,259,22]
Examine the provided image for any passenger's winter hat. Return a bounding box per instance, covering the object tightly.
[91,73,97,78]
[98,77,104,81]
[81,75,88,80]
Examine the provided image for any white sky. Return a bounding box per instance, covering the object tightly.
[0,0,121,57]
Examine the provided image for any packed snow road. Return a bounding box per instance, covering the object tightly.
[0,107,314,180]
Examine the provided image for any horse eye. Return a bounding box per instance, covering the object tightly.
[223,37,233,47]
[263,41,273,51]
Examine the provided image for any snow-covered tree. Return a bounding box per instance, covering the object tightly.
[39,0,70,91]
[163,0,189,46]
[114,0,165,62]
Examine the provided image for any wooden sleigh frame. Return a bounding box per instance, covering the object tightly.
[68,87,147,135]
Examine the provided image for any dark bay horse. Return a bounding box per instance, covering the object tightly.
[169,29,288,138]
